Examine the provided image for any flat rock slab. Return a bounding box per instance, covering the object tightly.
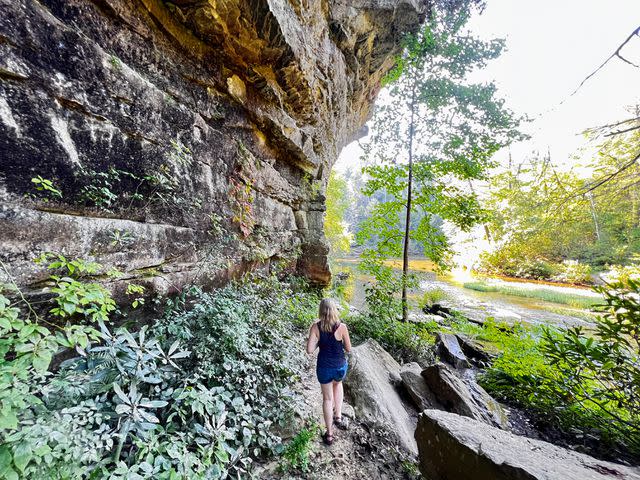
[416,410,640,480]
[345,339,417,455]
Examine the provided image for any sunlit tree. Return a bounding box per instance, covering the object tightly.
[359,1,521,320]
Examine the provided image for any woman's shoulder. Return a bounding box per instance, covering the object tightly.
[338,321,348,331]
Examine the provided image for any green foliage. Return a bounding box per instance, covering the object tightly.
[478,247,559,280]
[30,176,62,200]
[462,279,640,458]
[481,122,640,277]
[278,423,318,474]
[208,212,224,238]
[360,2,520,270]
[359,254,409,324]
[551,260,592,284]
[110,229,135,248]
[126,283,145,309]
[35,253,116,322]
[604,261,640,284]
[541,278,640,452]
[1,268,319,479]
[0,292,102,478]
[168,139,193,167]
[347,309,437,365]
[418,287,449,309]
[109,55,122,71]
[324,171,352,255]
[79,167,137,211]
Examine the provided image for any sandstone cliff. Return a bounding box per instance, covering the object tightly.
[0,0,425,293]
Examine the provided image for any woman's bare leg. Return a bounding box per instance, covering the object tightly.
[332,381,343,420]
[320,382,334,435]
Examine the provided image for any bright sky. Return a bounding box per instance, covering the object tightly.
[335,0,640,172]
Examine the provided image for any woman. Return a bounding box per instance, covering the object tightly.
[306,298,352,445]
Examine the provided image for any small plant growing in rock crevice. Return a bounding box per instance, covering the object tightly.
[109,229,135,248]
[229,178,255,238]
[168,138,192,167]
[30,175,62,201]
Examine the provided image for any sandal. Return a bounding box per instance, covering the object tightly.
[333,417,349,430]
[321,431,334,446]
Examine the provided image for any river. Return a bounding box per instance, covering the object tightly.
[333,257,601,329]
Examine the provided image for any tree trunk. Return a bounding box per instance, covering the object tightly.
[587,192,601,242]
[402,82,417,322]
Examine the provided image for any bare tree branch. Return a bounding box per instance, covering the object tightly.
[568,26,640,98]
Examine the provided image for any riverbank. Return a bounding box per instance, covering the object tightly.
[332,257,599,329]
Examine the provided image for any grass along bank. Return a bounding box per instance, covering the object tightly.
[463,280,602,309]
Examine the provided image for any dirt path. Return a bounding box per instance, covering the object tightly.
[256,354,419,479]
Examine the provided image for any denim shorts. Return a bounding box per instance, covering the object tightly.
[316,362,348,385]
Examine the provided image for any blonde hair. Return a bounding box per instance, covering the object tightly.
[318,298,339,333]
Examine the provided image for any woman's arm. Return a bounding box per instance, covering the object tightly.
[340,324,352,353]
[306,323,319,354]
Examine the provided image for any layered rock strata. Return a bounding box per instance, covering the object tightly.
[0,0,425,292]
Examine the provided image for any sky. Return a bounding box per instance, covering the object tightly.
[335,0,640,173]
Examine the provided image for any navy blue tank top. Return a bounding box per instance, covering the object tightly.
[317,322,346,368]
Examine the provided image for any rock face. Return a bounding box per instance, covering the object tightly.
[422,362,508,429]
[0,0,426,292]
[344,339,417,454]
[416,409,640,480]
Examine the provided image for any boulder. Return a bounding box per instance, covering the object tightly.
[344,340,417,454]
[435,333,470,369]
[456,334,497,367]
[416,410,640,480]
[422,363,507,429]
[399,362,442,411]
[422,302,453,317]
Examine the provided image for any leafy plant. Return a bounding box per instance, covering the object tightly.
[0,293,102,478]
[418,287,449,309]
[109,54,122,71]
[35,253,116,322]
[31,176,62,200]
[126,284,146,309]
[168,139,193,167]
[278,423,318,474]
[110,229,136,248]
[541,278,640,452]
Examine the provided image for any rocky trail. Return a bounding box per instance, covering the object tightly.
[257,352,419,480]
[259,334,640,480]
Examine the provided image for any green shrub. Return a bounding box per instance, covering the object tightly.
[418,287,449,310]
[471,279,640,458]
[278,423,318,474]
[0,268,318,479]
[347,311,437,365]
[551,260,592,285]
[604,262,640,284]
[479,248,559,280]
